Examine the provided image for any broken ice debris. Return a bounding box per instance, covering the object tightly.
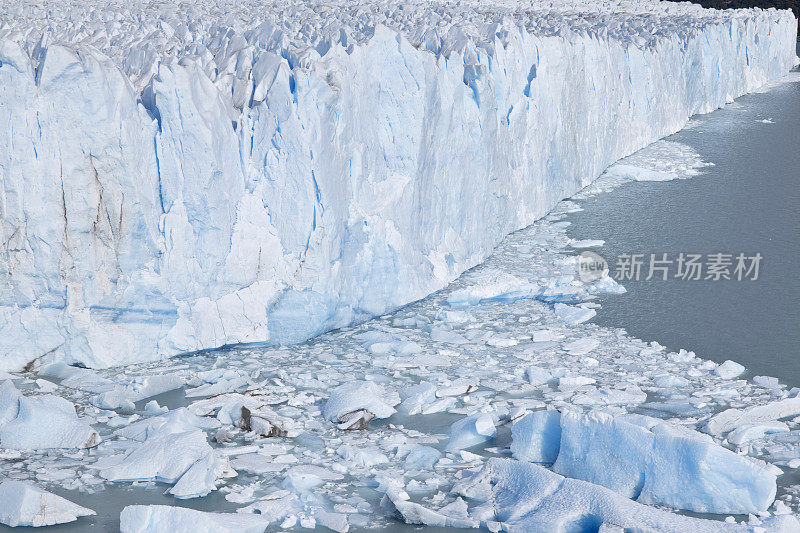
[446,412,496,451]
[120,505,267,533]
[454,458,792,532]
[323,381,399,428]
[100,430,230,499]
[511,409,776,514]
[383,490,479,528]
[0,480,95,527]
[714,360,746,379]
[701,395,800,436]
[553,303,596,324]
[0,380,99,450]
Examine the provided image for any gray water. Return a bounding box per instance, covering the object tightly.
[567,64,800,386]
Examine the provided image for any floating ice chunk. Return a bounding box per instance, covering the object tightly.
[553,303,596,325]
[240,406,296,437]
[93,374,185,410]
[446,412,496,452]
[754,376,782,389]
[715,360,746,380]
[281,465,343,493]
[447,270,539,307]
[570,239,605,248]
[383,490,479,528]
[402,445,441,470]
[100,430,213,484]
[0,381,99,450]
[512,409,776,514]
[454,458,770,533]
[120,505,267,533]
[337,445,388,467]
[572,386,647,407]
[701,396,800,436]
[653,374,690,388]
[562,338,599,356]
[399,383,437,415]
[0,480,95,527]
[168,452,231,499]
[144,400,168,415]
[525,366,553,387]
[557,375,595,390]
[728,422,790,446]
[323,381,399,423]
[231,453,283,475]
[115,408,219,441]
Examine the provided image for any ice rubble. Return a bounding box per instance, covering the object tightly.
[0,0,796,370]
[120,505,268,533]
[511,408,777,514]
[0,480,95,527]
[0,380,99,450]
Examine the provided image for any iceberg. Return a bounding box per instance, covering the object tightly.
[0,0,796,370]
[120,505,267,533]
[0,380,99,450]
[511,409,777,514]
[453,458,795,533]
[0,481,95,528]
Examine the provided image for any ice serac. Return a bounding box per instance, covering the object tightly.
[0,1,797,369]
[511,409,777,514]
[453,458,795,533]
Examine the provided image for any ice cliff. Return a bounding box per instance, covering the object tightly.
[0,0,796,369]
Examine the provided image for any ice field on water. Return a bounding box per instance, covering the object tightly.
[1,0,800,531]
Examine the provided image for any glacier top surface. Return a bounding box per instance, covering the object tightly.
[0,0,792,89]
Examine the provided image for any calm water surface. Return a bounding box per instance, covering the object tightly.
[567,64,800,386]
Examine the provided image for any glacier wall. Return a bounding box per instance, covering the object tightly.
[0,1,797,370]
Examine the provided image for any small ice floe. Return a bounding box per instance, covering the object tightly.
[0,480,95,527]
[511,409,776,514]
[120,505,267,533]
[446,270,539,307]
[562,338,599,356]
[453,458,795,532]
[398,444,441,470]
[728,422,790,446]
[714,360,746,380]
[701,395,800,436]
[553,303,596,325]
[569,239,605,248]
[446,412,496,452]
[398,382,437,415]
[100,430,232,499]
[383,490,479,528]
[323,381,399,429]
[238,492,348,532]
[186,369,250,398]
[0,380,99,450]
[39,363,184,411]
[115,408,220,441]
[525,366,553,386]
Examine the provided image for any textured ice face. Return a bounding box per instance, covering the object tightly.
[0,1,797,369]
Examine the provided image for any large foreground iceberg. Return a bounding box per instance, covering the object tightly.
[0,0,796,369]
[511,409,777,514]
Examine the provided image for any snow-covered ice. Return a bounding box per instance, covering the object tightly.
[0,380,99,450]
[0,480,95,527]
[0,0,796,370]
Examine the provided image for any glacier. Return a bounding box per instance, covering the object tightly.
[0,0,797,369]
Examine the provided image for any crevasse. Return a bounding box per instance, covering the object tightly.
[0,0,797,369]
